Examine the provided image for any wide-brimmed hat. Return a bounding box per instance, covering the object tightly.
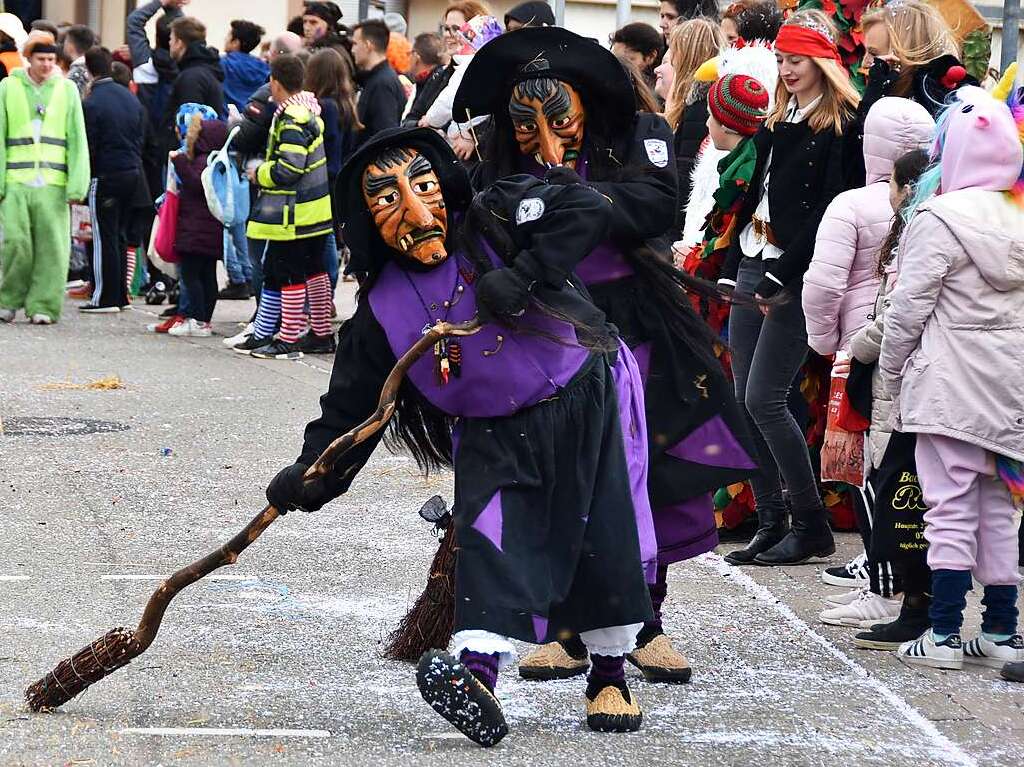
[337,127,472,276]
[452,26,635,133]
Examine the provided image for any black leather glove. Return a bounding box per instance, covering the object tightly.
[544,165,583,186]
[475,267,531,324]
[266,462,334,513]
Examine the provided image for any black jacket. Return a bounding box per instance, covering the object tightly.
[403,63,454,127]
[84,79,146,177]
[672,87,710,239]
[161,42,226,153]
[232,81,274,157]
[722,116,855,297]
[356,60,406,144]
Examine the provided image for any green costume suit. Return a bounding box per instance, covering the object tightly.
[0,69,89,320]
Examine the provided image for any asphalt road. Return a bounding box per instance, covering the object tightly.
[2,290,1023,766]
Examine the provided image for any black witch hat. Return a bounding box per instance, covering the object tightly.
[452,26,635,134]
[336,127,473,278]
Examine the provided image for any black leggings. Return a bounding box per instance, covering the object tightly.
[178,254,218,323]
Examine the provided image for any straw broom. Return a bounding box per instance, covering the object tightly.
[25,319,481,712]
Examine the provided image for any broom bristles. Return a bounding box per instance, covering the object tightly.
[25,627,137,711]
[383,527,458,662]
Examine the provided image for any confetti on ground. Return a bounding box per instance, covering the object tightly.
[37,376,125,391]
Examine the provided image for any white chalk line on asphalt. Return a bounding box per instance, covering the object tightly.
[0,575,30,581]
[700,553,978,767]
[121,727,331,738]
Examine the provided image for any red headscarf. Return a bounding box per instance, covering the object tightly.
[774,23,842,65]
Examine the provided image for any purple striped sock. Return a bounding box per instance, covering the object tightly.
[588,654,625,686]
[459,650,499,692]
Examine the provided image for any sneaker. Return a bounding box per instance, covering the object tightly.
[519,642,590,681]
[822,551,869,587]
[218,282,252,300]
[898,630,963,670]
[300,332,337,355]
[29,314,54,325]
[223,322,255,348]
[79,303,120,314]
[585,681,643,733]
[963,634,1024,668]
[854,609,931,650]
[233,334,276,355]
[168,318,212,337]
[820,589,901,628]
[251,339,304,360]
[66,283,92,299]
[825,587,867,607]
[148,315,184,334]
[0,308,14,323]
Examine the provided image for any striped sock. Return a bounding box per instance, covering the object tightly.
[587,654,625,686]
[125,247,137,291]
[253,289,281,339]
[459,650,499,693]
[279,284,307,343]
[306,272,332,337]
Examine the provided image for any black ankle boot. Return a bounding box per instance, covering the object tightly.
[754,505,834,566]
[724,507,789,565]
[854,595,931,650]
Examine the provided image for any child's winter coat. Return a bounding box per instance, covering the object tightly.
[803,97,933,355]
[171,117,229,258]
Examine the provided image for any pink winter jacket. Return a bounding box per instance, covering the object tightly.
[880,190,1024,462]
[803,98,934,355]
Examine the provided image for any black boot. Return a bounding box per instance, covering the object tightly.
[854,593,931,650]
[724,506,789,565]
[754,504,835,566]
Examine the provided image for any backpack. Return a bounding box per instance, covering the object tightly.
[201,125,250,226]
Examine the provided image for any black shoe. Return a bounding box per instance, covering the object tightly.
[854,611,931,650]
[160,304,179,318]
[724,506,789,565]
[416,650,509,747]
[251,339,304,360]
[79,303,121,314]
[754,529,835,565]
[218,282,252,300]
[300,332,337,354]
[1001,661,1024,682]
[233,335,275,355]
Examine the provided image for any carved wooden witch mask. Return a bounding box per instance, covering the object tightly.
[362,147,448,266]
[508,76,586,169]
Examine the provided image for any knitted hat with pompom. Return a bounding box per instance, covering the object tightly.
[708,73,769,136]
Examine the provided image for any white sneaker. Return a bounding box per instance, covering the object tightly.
[0,308,15,323]
[825,587,867,607]
[30,314,54,325]
[963,634,1024,668]
[821,551,869,587]
[898,630,963,670]
[168,318,211,337]
[223,322,254,347]
[820,589,901,628]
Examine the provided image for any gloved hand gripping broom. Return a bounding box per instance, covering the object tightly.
[25,319,482,712]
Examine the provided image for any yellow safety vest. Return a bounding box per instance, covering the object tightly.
[4,74,70,186]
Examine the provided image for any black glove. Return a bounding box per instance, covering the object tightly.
[266,462,334,513]
[475,267,531,324]
[544,165,583,186]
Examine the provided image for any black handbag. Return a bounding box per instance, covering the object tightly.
[868,430,929,567]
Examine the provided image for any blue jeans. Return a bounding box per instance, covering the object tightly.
[248,237,267,300]
[224,220,251,285]
[323,230,339,289]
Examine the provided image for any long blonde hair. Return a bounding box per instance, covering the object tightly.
[766,10,860,135]
[861,0,958,70]
[664,17,723,130]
